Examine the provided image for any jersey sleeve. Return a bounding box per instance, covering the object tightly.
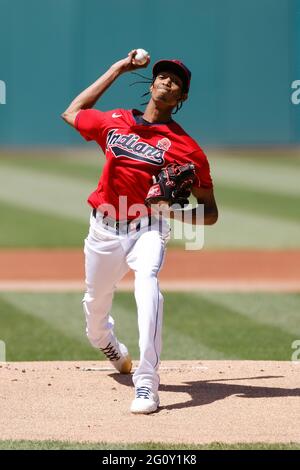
[74,108,114,150]
[190,149,213,189]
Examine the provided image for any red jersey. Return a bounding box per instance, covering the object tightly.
[75,108,213,220]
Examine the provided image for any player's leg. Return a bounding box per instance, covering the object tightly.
[83,223,131,372]
[126,218,169,412]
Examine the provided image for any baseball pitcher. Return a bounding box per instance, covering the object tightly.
[61,49,218,414]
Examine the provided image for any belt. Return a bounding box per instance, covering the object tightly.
[92,209,151,234]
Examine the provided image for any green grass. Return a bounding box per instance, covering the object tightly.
[0,291,299,361]
[0,440,299,450]
[0,151,102,182]
[215,185,300,223]
[0,200,87,247]
[0,296,100,360]
[211,152,300,197]
[0,150,300,248]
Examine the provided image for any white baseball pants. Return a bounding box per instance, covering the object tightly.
[82,211,170,393]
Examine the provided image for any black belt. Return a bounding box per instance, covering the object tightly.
[92,209,151,234]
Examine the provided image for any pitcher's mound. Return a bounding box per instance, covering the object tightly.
[0,360,299,444]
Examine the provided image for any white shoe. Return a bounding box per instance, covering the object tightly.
[130,386,159,414]
[100,339,132,374]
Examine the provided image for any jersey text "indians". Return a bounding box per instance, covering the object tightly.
[106,129,165,166]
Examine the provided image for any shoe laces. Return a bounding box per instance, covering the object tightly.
[100,342,120,361]
[136,386,151,399]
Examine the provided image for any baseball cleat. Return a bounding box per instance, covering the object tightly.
[100,340,132,374]
[130,386,159,414]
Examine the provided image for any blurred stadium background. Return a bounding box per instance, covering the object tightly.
[1,0,300,145]
[0,0,299,362]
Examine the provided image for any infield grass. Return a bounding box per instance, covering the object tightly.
[0,291,299,361]
[0,150,300,249]
[0,440,299,450]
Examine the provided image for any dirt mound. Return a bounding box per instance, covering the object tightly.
[0,360,299,444]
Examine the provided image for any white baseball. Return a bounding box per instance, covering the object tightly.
[134,48,149,65]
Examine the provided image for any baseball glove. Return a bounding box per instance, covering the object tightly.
[145,162,196,208]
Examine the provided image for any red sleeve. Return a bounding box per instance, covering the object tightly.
[74,109,112,149]
[190,150,213,189]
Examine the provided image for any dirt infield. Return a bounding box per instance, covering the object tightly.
[0,360,299,444]
[0,249,300,291]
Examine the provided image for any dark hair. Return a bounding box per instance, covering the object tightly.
[130,72,184,114]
